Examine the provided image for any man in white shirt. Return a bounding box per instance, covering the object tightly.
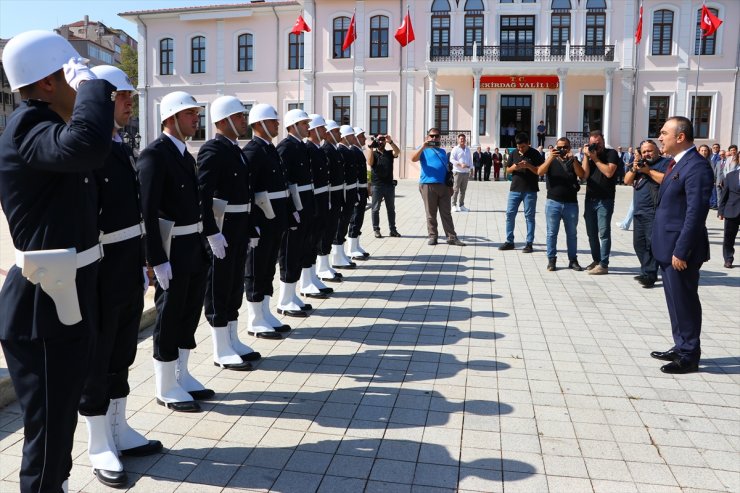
[450,133,473,212]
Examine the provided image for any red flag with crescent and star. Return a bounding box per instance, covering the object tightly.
[291,14,311,35]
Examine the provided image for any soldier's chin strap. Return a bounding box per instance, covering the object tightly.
[260,121,275,140]
[174,119,188,143]
[292,124,306,140]
[227,115,240,140]
[328,131,339,146]
[314,128,322,141]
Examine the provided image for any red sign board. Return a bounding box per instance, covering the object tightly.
[478,76,559,89]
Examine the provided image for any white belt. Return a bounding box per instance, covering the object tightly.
[313,185,329,194]
[15,243,103,270]
[267,190,289,200]
[224,203,250,213]
[100,222,146,245]
[345,183,357,190]
[296,184,313,193]
[330,185,344,192]
[170,221,203,236]
[358,183,368,189]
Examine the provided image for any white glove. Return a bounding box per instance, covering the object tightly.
[292,211,301,224]
[142,267,149,293]
[153,262,173,291]
[207,232,228,259]
[249,238,260,249]
[62,57,97,91]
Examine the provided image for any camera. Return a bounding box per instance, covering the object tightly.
[587,143,599,153]
[368,139,380,149]
[427,140,441,147]
[636,158,648,168]
[556,146,568,157]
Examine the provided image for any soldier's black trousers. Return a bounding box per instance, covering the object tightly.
[245,218,285,302]
[204,241,248,327]
[348,188,368,238]
[305,192,330,266]
[320,190,344,255]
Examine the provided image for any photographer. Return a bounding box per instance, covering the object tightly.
[537,138,585,271]
[624,139,668,287]
[367,134,401,238]
[581,130,620,275]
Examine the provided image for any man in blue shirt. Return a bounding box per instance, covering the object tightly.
[411,128,465,246]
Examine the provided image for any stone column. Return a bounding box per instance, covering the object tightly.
[604,68,614,144]
[472,68,482,147]
[557,68,568,138]
[427,68,437,131]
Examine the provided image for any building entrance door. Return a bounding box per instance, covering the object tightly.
[500,95,532,149]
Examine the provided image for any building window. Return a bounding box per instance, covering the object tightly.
[193,104,207,141]
[88,44,114,64]
[582,95,603,133]
[585,0,606,7]
[333,96,351,126]
[695,7,718,55]
[237,33,253,71]
[647,96,669,138]
[370,15,389,58]
[551,0,572,7]
[160,39,173,75]
[288,103,304,111]
[691,96,711,138]
[431,15,451,57]
[434,94,450,133]
[333,17,351,58]
[241,102,253,140]
[464,14,484,56]
[479,94,487,136]
[585,11,605,55]
[464,0,485,9]
[500,16,535,61]
[369,95,388,136]
[191,36,205,74]
[545,94,557,136]
[651,9,673,56]
[550,13,570,56]
[431,0,451,11]
[289,33,304,70]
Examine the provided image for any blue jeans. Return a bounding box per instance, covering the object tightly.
[545,199,579,260]
[583,197,615,267]
[505,191,537,244]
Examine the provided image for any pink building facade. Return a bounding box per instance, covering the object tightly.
[121,0,740,178]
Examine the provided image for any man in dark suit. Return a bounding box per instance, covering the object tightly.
[472,146,483,181]
[0,31,114,493]
[718,165,740,268]
[650,116,713,374]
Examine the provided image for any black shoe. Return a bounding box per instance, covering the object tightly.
[374,230,383,238]
[640,278,656,288]
[547,258,556,271]
[248,330,283,339]
[188,389,215,400]
[389,230,401,237]
[725,260,734,268]
[447,238,466,246]
[568,260,583,271]
[274,324,292,333]
[661,358,699,374]
[276,308,308,317]
[428,237,438,245]
[320,274,343,283]
[300,303,313,311]
[303,292,328,299]
[634,274,647,282]
[241,351,262,361]
[93,468,128,488]
[214,360,253,371]
[156,399,201,413]
[650,349,679,361]
[319,287,334,294]
[332,262,356,269]
[120,440,163,457]
[498,242,515,251]
[522,243,533,253]
[586,261,599,271]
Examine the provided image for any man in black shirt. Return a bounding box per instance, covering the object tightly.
[581,130,620,274]
[499,133,545,252]
[368,134,401,238]
[537,137,585,271]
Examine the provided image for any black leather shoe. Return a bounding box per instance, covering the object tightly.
[248,330,282,339]
[320,274,343,283]
[93,468,128,488]
[634,274,647,282]
[273,324,292,333]
[568,260,583,271]
[498,242,515,251]
[547,258,556,271]
[650,349,679,361]
[332,262,356,269]
[319,287,334,294]
[276,308,308,317]
[447,238,466,246]
[661,359,699,374]
[188,389,215,400]
[725,260,734,268]
[522,243,534,253]
[214,360,253,371]
[390,230,401,237]
[428,237,438,245]
[241,351,262,361]
[156,399,201,412]
[300,303,313,311]
[303,292,328,299]
[640,278,656,288]
[374,230,383,238]
[120,440,163,457]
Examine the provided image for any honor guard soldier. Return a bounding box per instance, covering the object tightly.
[198,95,259,371]
[331,125,361,268]
[299,114,335,297]
[0,30,114,493]
[138,91,213,413]
[347,127,371,259]
[276,109,317,317]
[317,120,346,282]
[243,104,298,338]
[78,65,162,488]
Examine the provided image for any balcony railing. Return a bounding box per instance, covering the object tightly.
[430,44,615,63]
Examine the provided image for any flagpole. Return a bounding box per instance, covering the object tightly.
[630,2,640,148]
[298,10,303,108]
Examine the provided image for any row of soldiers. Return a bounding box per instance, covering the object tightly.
[0,30,376,492]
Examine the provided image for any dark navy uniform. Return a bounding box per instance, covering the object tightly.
[243,137,296,301]
[320,141,345,256]
[335,143,359,245]
[349,145,369,239]
[137,134,209,362]
[79,138,146,417]
[306,140,331,266]
[198,134,255,327]
[277,134,315,282]
[0,80,114,493]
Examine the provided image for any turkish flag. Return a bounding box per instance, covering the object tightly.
[634,4,643,44]
[700,5,723,38]
[342,14,357,52]
[395,12,416,47]
[291,14,311,35]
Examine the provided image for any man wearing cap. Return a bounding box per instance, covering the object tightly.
[332,125,360,268]
[138,91,213,413]
[78,65,161,488]
[276,109,317,317]
[197,95,259,371]
[0,30,114,493]
[317,120,345,282]
[347,127,372,259]
[243,104,298,338]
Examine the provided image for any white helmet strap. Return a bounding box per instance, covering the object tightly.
[260,120,275,140]
[174,116,188,142]
[227,115,240,140]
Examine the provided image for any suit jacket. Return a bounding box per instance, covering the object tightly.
[718,168,740,219]
[473,151,482,167]
[652,147,713,265]
[0,80,114,340]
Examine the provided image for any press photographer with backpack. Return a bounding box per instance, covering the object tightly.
[367,134,401,238]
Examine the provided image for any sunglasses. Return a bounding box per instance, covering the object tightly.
[428,134,441,138]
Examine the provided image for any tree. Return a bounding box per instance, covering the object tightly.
[118,44,139,121]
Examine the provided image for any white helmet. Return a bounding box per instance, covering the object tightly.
[90,65,137,93]
[2,30,80,91]
[353,127,366,137]
[339,125,355,138]
[308,114,326,130]
[160,91,201,122]
[248,103,278,125]
[284,109,310,128]
[324,119,340,131]
[210,95,244,123]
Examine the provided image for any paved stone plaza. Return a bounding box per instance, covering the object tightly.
[0,180,738,492]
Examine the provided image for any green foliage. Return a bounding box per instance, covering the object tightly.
[118,44,139,117]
